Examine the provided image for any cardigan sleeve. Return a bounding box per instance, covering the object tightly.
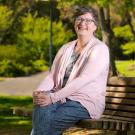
[36,73,54,91]
[36,45,66,91]
[50,44,110,103]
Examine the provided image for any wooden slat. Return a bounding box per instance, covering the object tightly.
[105,104,135,112]
[107,86,135,92]
[77,119,135,131]
[106,92,135,99]
[77,119,103,129]
[106,97,135,105]
[76,82,135,131]
[101,115,135,122]
[104,110,135,119]
[107,77,135,86]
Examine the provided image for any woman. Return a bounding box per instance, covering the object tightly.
[32,6,110,135]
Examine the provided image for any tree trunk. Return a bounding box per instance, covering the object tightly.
[126,11,135,41]
[98,6,117,76]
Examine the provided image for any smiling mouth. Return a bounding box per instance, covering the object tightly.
[78,27,87,30]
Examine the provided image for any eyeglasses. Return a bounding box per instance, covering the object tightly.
[75,17,95,25]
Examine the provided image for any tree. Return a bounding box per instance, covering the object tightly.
[120,0,135,40]
[15,13,73,74]
[0,5,13,43]
[111,0,135,58]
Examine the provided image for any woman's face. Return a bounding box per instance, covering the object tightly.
[74,13,97,37]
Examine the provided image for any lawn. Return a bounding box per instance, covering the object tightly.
[0,95,33,115]
[0,116,32,135]
[0,95,33,135]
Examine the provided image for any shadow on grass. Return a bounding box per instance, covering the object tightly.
[0,116,32,135]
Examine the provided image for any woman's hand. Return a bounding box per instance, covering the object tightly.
[33,91,52,106]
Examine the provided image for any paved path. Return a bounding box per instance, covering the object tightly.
[1,71,134,96]
[0,71,48,96]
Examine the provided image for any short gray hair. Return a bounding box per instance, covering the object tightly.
[74,6,98,26]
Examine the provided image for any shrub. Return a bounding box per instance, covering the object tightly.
[0,5,13,42]
[0,45,18,61]
[0,12,74,77]
[17,13,73,61]
[32,59,48,72]
[113,25,135,57]
[0,59,25,77]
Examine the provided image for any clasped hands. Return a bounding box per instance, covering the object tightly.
[33,91,52,106]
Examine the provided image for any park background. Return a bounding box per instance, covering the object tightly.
[0,0,135,135]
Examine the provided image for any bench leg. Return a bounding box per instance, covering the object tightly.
[116,131,127,135]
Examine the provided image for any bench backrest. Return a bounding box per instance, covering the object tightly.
[103,85,135,122]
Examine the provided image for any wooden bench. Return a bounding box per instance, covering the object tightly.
[76,77,135,134]
[12,77,135,134]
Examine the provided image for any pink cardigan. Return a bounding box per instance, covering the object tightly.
[37,37,110,119]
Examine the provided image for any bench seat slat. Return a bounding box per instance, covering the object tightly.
[107,86,135,92]
[106,92,135,99]
[105,104,135,112]
[106,97,135,105]
[104,110,135,119]
[101,115,135,122]
[77,119,135,131]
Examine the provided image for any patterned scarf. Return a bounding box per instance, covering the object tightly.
[55,37,98,89]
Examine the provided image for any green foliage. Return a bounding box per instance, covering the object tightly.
[112,0,135,18]
[0,45,19,77]
[0,45,40,76]
[17,13,49,60]
[12,12,73,76]
[0,59,48,77]
[124,0,135,9]
[0,5,13,42]
[32,59,48,71]
[0,45,31,76]
[0,5,13,31]
[0,59,16,77]
[52,21,74,50]
[0,45,18,61]
[60,0,89,5]
[0,59,25,77]
[113,25,134,40]
[0,0,134,77]
[18,12,73,58]
[96,0,112,7]
[121,42,135,55]
[0,12,73,77]
[116,60,135,77]
[113,25,135,55]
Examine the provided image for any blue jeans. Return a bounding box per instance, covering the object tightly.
[32,99,90,135]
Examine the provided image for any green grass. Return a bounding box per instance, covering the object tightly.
[0,95,32,135]
[0,95,33,115]
[115,60,135,77]
[0,95,32,107]
[0,116,32,135]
